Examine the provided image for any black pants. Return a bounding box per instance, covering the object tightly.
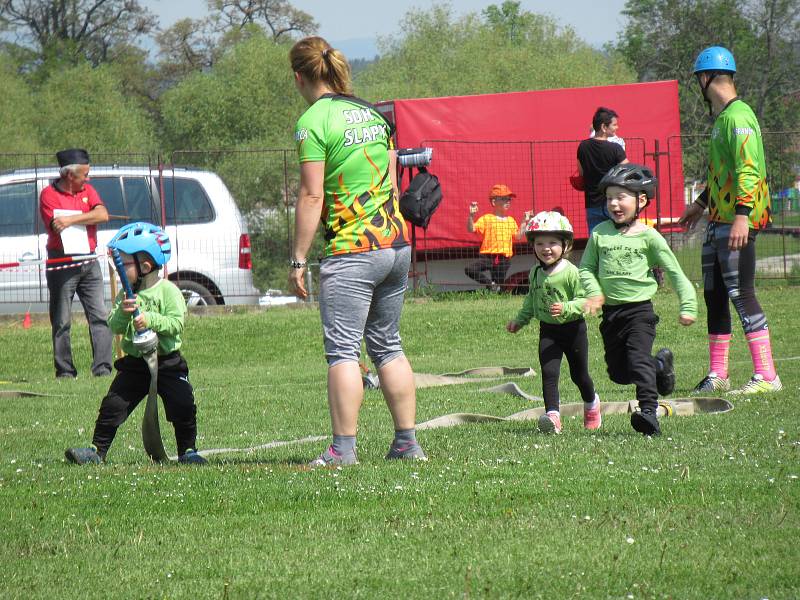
[539,319,596,413]
[465,255,510,286]
[91,351,198,457]
[599,301,659,412]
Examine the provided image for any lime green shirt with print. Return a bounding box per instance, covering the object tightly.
[579,221,697,318]
[108,279,186,358]
[513,261,587,327]
[294,94,409,256]
[706,99,771,229]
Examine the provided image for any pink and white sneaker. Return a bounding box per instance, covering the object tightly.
[538,412,562,434]
[584,395,602,431]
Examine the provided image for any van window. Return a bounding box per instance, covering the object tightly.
[157,177,214,224]
[0,181,37,236]
[91,177,125,231]
[123,177,158,224]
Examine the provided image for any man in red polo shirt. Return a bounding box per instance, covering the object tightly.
[40,148,112,378]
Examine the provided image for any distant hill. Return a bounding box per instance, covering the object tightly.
[331,37,379,61]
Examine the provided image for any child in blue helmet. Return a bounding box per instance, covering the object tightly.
[65,222,206,465]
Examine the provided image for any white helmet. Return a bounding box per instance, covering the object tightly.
[524,211,574,243]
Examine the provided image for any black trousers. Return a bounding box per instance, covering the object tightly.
[465,255,510,286]
[539,319,596,413]
[599,301,659,412]
[91,351,198,457]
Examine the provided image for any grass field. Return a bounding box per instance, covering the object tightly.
[1,288,798,599]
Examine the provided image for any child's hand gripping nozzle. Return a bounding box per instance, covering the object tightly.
[110,248,159,355]
[107,222,173,463]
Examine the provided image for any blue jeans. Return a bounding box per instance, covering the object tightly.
[586,206,608,234]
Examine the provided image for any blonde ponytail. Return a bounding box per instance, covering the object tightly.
[290,36,353,96]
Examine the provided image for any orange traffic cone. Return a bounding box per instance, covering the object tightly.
[22,310,31,329]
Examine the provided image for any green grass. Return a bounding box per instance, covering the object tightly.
[1,289,798,599]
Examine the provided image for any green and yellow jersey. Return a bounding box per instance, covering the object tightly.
[706,99,771,229]
[294,94,409,256]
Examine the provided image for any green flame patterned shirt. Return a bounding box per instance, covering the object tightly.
[294,94,409,257]
[706,99,771,229]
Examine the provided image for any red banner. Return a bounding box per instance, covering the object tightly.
[386,80,684,249]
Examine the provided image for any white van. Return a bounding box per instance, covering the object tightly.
[0,165,261,312]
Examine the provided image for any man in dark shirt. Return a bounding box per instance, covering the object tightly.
[39,148,112,378]
[577,107,628,233]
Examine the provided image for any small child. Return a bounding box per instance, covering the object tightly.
[465,184,531,290]
[579,164,697,436]
[65,222,206,465]
[507,211,601,434]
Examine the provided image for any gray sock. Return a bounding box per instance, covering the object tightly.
[392,428,417,447]
[332,435,356,456]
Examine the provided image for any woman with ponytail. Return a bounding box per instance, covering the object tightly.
[287,36,426,467]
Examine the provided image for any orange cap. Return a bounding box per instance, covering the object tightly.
[489,184,516,199]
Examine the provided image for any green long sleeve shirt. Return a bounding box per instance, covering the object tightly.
[108,278,187,358]
[579,221,697,318]
[513,260,587,327]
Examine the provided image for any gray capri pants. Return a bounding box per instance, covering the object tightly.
[319,245,411,367]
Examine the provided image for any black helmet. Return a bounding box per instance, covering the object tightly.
[598,163,657,203]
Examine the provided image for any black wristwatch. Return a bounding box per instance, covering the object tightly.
[289,259,307,269]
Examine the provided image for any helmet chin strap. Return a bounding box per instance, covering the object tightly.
[698,72,717,117]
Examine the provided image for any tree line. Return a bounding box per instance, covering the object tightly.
[1,0,797,288]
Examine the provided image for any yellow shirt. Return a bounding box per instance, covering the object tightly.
[474,214,519,257]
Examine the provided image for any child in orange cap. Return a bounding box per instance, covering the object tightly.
[465,184,531,290]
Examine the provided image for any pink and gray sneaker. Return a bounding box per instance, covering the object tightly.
[385,443,428,461]
[308,445,358,468]
[538,412,562,434]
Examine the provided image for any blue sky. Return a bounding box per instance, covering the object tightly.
[140,0,629,59]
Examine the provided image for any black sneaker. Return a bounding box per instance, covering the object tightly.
[631,411,661,436]
[655,348,675,396]
[65,446,102,464]
[178,449,208,465]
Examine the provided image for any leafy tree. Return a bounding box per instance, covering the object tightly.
[616,0,800,183]
[209,0,317,41]
[356,2,634,101]
[155,0,316,83]
[0,54,40,154]
[0,0,157,67]
[159,33,308,290]
[34,61,156,153]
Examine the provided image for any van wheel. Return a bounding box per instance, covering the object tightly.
[177,280,217,306]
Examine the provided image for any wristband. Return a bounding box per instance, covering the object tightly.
[289,259,307,269]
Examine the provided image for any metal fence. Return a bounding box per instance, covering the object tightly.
[1,134,798,309]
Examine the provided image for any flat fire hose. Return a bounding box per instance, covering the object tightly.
[141,349,168,462]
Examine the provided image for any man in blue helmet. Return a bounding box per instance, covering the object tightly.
[65,222,207,465]
[679,46,780,395]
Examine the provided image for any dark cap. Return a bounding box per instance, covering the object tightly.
[56,148,90,167]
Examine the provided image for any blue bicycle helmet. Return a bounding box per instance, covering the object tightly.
[693,46,736,74]
[108,222,171,266]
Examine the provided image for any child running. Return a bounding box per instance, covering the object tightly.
[580,164,697,436]
[507,211,601,434]
[65,222,206,465]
